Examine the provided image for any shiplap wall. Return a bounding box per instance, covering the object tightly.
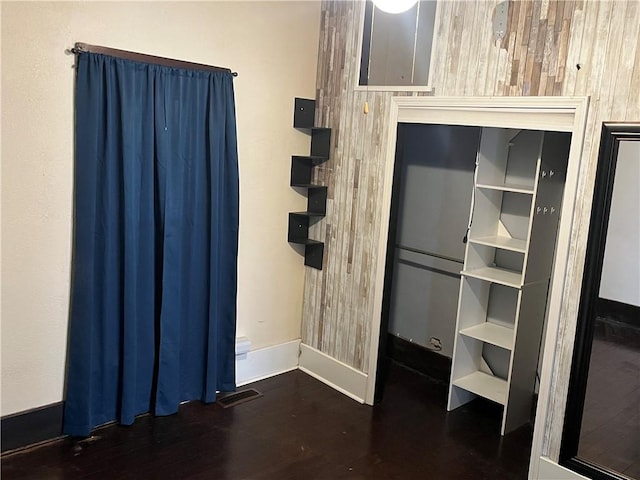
[302,0,640,460]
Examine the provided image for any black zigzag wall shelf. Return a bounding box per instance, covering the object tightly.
[288,98,331,270]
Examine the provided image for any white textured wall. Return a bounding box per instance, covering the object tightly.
[0,1,320,416]
[599,141,640,307]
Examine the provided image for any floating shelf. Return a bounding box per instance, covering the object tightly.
[452,371,508,405]
[459,322,514,350]
[288,98,331,270]
[289,238,323,246]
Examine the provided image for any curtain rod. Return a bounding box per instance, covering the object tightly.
[70,42,238,77]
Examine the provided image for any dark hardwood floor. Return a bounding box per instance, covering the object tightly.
[1,362,532,479]
[578,321,640,478]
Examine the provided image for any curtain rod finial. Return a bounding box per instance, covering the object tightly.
[67,45,86,55]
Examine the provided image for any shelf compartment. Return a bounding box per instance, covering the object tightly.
[303,242,324,270]
[291,156,328,186]
[457,278,518,331]
[307,187,327,215]
[462,266,522,288]
[471,189,533,243]
[292,100,332,158]
[293,97,315,129]
[311,128,331,159]
[288,212,325,270]
[460,323,514,350]
[452,371,507,405]
[288,212,324,244]
[465,243,524,281]
[468,234,526,253]
[476,128,542,192]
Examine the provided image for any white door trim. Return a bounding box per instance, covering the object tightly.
[366,96,590,480]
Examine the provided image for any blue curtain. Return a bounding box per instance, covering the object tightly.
[63,53,238,436]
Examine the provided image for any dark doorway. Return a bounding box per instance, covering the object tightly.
[376,123,481,398]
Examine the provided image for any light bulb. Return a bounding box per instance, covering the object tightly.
[372,0,419,14]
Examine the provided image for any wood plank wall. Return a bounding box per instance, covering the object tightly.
[303,1,430,373]
[541,0,640,460]
[302,0,640,460]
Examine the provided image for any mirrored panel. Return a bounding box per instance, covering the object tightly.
[359,0,437,87]
[561,123,640,480]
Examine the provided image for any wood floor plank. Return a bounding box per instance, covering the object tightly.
[576,327,640,476]
[1,365,532,480]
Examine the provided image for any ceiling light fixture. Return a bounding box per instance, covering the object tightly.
[372,0,418,14]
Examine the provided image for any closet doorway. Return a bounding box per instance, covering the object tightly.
[381,124,480,383]
[365,97,590,479]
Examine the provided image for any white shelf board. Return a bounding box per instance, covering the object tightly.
[476,182,535,195]
[452,371,508,405]
[461,266,522,288]
[460,322,515,350]
[468,234,527,253]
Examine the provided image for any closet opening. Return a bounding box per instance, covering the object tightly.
[375,121,572,438]
[363,97,589,478]
[375,123,480,398]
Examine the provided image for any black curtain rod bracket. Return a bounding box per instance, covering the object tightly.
[70,42,237,76]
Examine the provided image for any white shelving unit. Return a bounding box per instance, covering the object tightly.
[447,128,571,435]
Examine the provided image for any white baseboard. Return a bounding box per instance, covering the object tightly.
[298,343,368,403]
[236,339,300,387]
[535,457,589,480]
